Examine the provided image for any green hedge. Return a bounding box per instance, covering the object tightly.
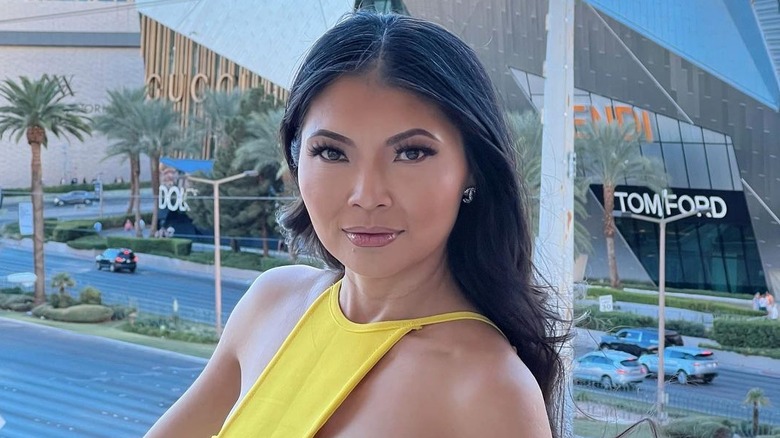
[588,287,763,317]
[52,220,98,242]
[662,417,732,438]
[107,236,192,256]
[32,304,114,323]
[66,235,108,250]
[576,306,708,338]
[711,318,780,349]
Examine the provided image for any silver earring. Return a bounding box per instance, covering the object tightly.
[462,187,476,204]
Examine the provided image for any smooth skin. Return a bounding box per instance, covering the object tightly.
[144,74,552,438]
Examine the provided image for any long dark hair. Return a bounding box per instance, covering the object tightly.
[278,11,568,435]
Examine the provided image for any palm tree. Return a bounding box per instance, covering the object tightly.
[135,98,182,237]
[576,119,667,288]
[508,111,592,256]
[188,89,243,155]
[92,87,147,237]
[744,387,770,436]
[50,272,75,297]
[0,75,91,305]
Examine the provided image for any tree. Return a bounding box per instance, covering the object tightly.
[575,119,667,288]
[93,87,147,237]
[744,387,770,436]
[508,111,591,256]
[51,272,75,297]
[0,75,91,305]
[135,98,183,237]
[187,89,285,256]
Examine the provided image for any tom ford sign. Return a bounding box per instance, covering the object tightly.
[614,190,727,219]
[591,185,751,224]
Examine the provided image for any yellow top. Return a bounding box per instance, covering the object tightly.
[215,280,502,437]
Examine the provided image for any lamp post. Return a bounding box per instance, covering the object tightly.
[612,206,711,422]
[186,170,259,337]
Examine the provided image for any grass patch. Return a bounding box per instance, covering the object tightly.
[698,342,780,360]
[178,250,321,271]
[587,279,754,300]
[573,418,655,438]
[0,309,216,359]
[586,287,762,317]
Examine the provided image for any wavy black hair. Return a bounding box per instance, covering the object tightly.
[278,11,568,436]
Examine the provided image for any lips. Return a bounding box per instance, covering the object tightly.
[342,227,402,248]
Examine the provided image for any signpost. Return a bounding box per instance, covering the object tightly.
[598,295,613,312]
[18,202,33,236]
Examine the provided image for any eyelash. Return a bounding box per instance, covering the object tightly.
[307,143,438,162]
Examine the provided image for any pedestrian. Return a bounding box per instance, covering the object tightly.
[123,219,133,233]
[138,218,146,237]
[166,226,175,238]
[145,11,565,438]
[93,221,102,235]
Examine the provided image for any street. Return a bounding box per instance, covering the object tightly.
[0,246,252,325]
[0,318,206,437]
[0,192,153,227]
[1,246,779,435]
[573,344,780,424]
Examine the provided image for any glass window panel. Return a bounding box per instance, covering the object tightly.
[702,128,726,144]
[705,144,733,190]
[656,114,682,142]
[640,143,668,186]
[662,142,689,188]
[679,121,704,143]
[527,73,545,95]
[727,145,742,190]
[640,110,660,143]
[684,143,711,189]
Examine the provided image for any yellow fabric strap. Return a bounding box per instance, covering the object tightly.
[216,281,500,437]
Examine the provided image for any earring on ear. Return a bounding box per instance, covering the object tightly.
[462,187,476,204]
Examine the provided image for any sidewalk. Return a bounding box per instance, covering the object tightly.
[574,327,780,378]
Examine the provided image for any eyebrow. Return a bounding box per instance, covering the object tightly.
[307,128,439,147]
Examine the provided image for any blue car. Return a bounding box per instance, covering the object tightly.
[639,346,718,384]
[574,350,647,389]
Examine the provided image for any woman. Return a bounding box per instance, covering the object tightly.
[145,11,566,438]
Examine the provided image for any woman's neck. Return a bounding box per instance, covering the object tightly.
[338,257,474,324]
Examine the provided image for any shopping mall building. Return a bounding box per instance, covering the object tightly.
[4,0,778,295]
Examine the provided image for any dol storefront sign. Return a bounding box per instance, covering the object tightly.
[159,185,196,212]
[590,185,751,224]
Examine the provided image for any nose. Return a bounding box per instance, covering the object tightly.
[348,166,392,210]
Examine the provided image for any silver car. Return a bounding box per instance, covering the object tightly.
[574,350,647,389]
[638,346,718,384]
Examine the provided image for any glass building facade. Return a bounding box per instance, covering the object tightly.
[515,68,766,294]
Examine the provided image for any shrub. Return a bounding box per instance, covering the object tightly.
[106,236,192,256]
[122,315,218,344]
[79,286,102,305]
[49,293,76,309]
[32,304,114,323]
[666,319,708,338]
[662,416,730,438]
[711,318,780,349]
[0,293,34,311]
[108,304,136,321]
[0,287,24,295]
[52,220,97,242]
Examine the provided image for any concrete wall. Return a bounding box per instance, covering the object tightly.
[0,0,146,189]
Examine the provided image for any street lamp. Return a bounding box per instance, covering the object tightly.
[186,169,259,337]
[613,206,710,422]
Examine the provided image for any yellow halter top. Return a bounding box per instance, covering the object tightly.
[215,280,501,437]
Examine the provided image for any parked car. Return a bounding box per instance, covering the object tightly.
[638,346,718,384]
[573,350,646,389]
[96,248,137,273]
[52,190,99,206]
[599,327,684,357]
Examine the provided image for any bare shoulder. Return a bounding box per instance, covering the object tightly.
[222,264,336,344]
[440,327,553,438]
